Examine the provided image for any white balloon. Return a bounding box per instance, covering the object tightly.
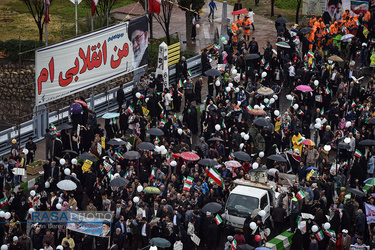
[261,72,267,78]
[162,149,168,155]
[259,104,265,110]
[56,246,64,250]
[328,60,333,64]
[235,87,240,93]
[196,24,200,29]
[346,121,351,127]
[228,82,234,88]
[225,87,231,92]
[293,104,299,110]
[178,128,183,135]
[231,69,237,75]
[312,225,319,232]
[215,124,221,131]
[254,105,260,109]
[4,212,11,220]
[274,110,280,116]
[259,152,265,158]
[252,162,259,169]
[56,203,62,210]
[45,182,50,189]
[114,173,120,178]
[1,245,7,250]
[237,101,241,106]
[145,98,149,103]
[344,138,351,144]
[133,197,140,203]
[30,190,36,196]
[324,145,331,152]
[314,80,319,86]
[250,222,257,230]
[273,94,278,100]
[264,98,269,104]
[240,143,244,149]
[286,94,292,100]
[149,246,158,250]
[314,123,321,129]
[155,146,161,152]
[324,222,331,230]
[170,161,177,167]
[137,186,143,193]
[259,210,266,217]
[28,208,35,214]
[244,134,250,141]
[22,149,29,155]
[71,158,77,165]
[160,145,166,151]
[59,159,66,165]
[136,92,141,98]
[270,98,275,104]
[215,80,221,86]
[64,168,71,176]
[315,118,321,124]
[0,211,4,218]
[241,132,245,138]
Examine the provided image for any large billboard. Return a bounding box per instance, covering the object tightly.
[35,15,148,105]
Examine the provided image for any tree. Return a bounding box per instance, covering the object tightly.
[178,0,204,43]
[153,0,174,45]
[21,0,48,41]
[295,0,302,24]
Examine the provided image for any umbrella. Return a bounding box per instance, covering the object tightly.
[296,85,313,92]
[300,27,313,33]
[364,178,375,186]
[257,87,274,96]
[232,8,248,15]
[123,151,141,160]
[78,152,98,162]
[201,202,222,214]
[245,53,260,60]
[69,103,82,114]
[172,153,181,158]
[275,16,288,23]
[359,139,375,146]
[238,244,255,250]
[57,180,77,191]
[338,142,350,150]
[65,175,81,183]
[110,177,129,187]
[74,99,88,107]
[205,69,222,77]
[147,128,164,136]
[137,142,155,151]
[107,138,126,146]
[181,152,200,161]
[302,139,315,146]
[253,117,272,127]
[306,167,318,171]
[276,42,291,48]
[143,186,161,194]
[56,123,73,130]
[198,158,218,166]
[248,109,266,115]
[340,34,355,41]
[233,151,251,161]
[225,160,242,168]
[328,55,344,62]
[207,137,224,142]
[346,188,366,197]
[267,154,287,162]
[150,237,171,248]
[102,112,120,119]
[61,149,78,155]
[369,117,375,124]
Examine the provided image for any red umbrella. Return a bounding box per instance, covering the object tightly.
[181,152,200,161]
[172,153,181,159]
[74,100,88,107]
[232,8,247,15]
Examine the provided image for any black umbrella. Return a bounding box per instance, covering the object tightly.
[65,175,81,183]
[107,139,126,146]
[56,123,73,130]
[253,117,272,127]
[237,244,255,250]
[267,154,287,162]
[123,151,141,160]
[62,149,78,155]
[202,202,222,214]
[198,158,218,166]
[147,128,164,136]
[359,139,375,146]
[300,27,313,33]
[245,53,260,60]
[110,177,129,187]
[233,151,251,161]
[338,142,350,150]
[137,142,155,151]
[78,152,98,162]
[275,16,288,23]
[369,117,375,124]
[207,137,224,142]
[346,188,366,197]
[150,237,171,248]
[205,69,222,77]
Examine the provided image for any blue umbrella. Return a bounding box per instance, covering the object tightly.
[102,112,120,119]
[69,103,82,114]
[306,167,318,171]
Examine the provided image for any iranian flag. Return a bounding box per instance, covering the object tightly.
[173,113,179,123]
[0,196,7,208]
[356,50,361,56]
[343,82,348,89]
[158,102,164,110]
[231,239,237,249]
[372,38,375,44]
[296,190,306,200]
[355,149,362,158]
[226,111,233,117]
[115,151,124,160]
[187,69,192,77]
[149,0,161,14]
[276,115,281,121]
[159,120,166,127]
[327,27,331,33]
[214,44,220,50]
[358,104,364,111]
[342,102,346,109]
[242,73,246,79]
[150,167,156,179]
[264,63,270,70]
[325,87,331,95]
[325,229,335,237]
[160,109,164,119]
[155,136,160,143]
[246,105,253,112]
[260,58,266,66]
[183,182,192,191]
[123,171,130,179]
[185,176,194,185]
[215,214,223,225]
[320,108,324,115]
[178,91,184,97]
[316,230,324,241]
[296,215,302,224]
[208,167,224,187]
[351,101,356,107]
[178,79,183,88]
[50,123,57,132]
[297,110,304,115]
[127,106,134,114]
[307,51,314,57]
[216,94,220,101]
[356,19,360,26]
[354,128,359,135]
[91,0,99,17]
[222,120,226,129]
[44,0,51,23]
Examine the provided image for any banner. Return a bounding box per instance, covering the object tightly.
[35,15,148,105]
[365,202,375,224]
[66,211,111,237]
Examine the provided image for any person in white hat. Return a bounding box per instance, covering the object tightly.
[341,229,351,250]
[224,236,234,250]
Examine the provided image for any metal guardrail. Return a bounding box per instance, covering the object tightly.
[0,55,202,157]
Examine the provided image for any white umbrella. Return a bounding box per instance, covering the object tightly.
[57,180,77,191]
[340,34,355,41]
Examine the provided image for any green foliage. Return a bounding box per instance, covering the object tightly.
[181,49,198,59]
[0,39,44,61]
[275,0,298,10]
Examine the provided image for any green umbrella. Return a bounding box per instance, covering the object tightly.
[275,42,290,48]
[143,187,161,194]
[364,178,375,186]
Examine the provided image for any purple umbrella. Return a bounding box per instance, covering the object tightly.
[70,103,82,114]
[296,85,313,92]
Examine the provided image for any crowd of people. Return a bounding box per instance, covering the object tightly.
[1,2,375,250]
